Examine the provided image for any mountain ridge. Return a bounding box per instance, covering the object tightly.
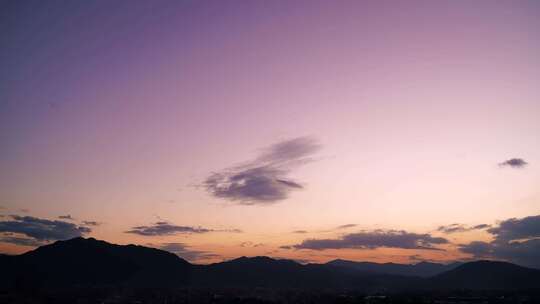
[326,258,462,277]
[2,237,539,291]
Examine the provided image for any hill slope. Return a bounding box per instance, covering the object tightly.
[431,260,540,290]
[191,256,389,289]
[3,237,192,289]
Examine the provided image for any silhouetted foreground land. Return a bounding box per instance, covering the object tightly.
[1,238,540,303]
[2,288,540,304]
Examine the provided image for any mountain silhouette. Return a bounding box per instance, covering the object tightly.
[431,260,540,290]
[2,237,191,289]
[2,237,539,292]
[326,259,461,277]
[191,256,384,289]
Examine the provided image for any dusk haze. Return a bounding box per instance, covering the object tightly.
[1,1,539,303]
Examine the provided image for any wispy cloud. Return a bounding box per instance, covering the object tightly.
[58,215,74,220]
[125,221,241,236]
[125,222,212,236]
[240,241,264,248]
[437,223,491,234]
[286,230,448,251]
[336,224,357,229]
[203,137,321,205]
[498,158,528,168]
[82,221,100,226]
[217,228,243,233]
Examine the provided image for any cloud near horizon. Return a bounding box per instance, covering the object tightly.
[286,230,449,251]
[125,222,212,236]
[0,236,46,247]
[459,215,540,268]
[125,221,242,236]
[240,241,264,248]
[158,242,220,262]
[437,223,491,234]
[0,215,91,245]
[82,221,100,226]
[203,137,321,205]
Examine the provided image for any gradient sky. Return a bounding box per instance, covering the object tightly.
[1,1,539,266]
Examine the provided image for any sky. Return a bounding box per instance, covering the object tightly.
[1,1,539,267]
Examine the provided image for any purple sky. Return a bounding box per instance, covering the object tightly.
[1,1,539,266]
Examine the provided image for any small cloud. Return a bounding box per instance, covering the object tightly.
[240,241,264,247]
[292,230,308,234]
[219,228,243,233]
[18,209,29,213]
[336,224,357,229]
[437,223,467,234]
[203,137,321,205]
[82,221,100,226]
[499,158,528,168]
[58,215,74,220]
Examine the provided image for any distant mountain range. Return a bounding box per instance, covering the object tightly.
[2,237,539,292]
[326,258,462,277]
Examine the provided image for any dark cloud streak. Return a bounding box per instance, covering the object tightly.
[0,215,90,241]
[498,158,528,168]
[437,223,491,234]
[125,222,211,236]
[287,230,448,251]
[125,221,241,236]
[337,224,357,229]
[0,236,46,247]
[82,221,100,226]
